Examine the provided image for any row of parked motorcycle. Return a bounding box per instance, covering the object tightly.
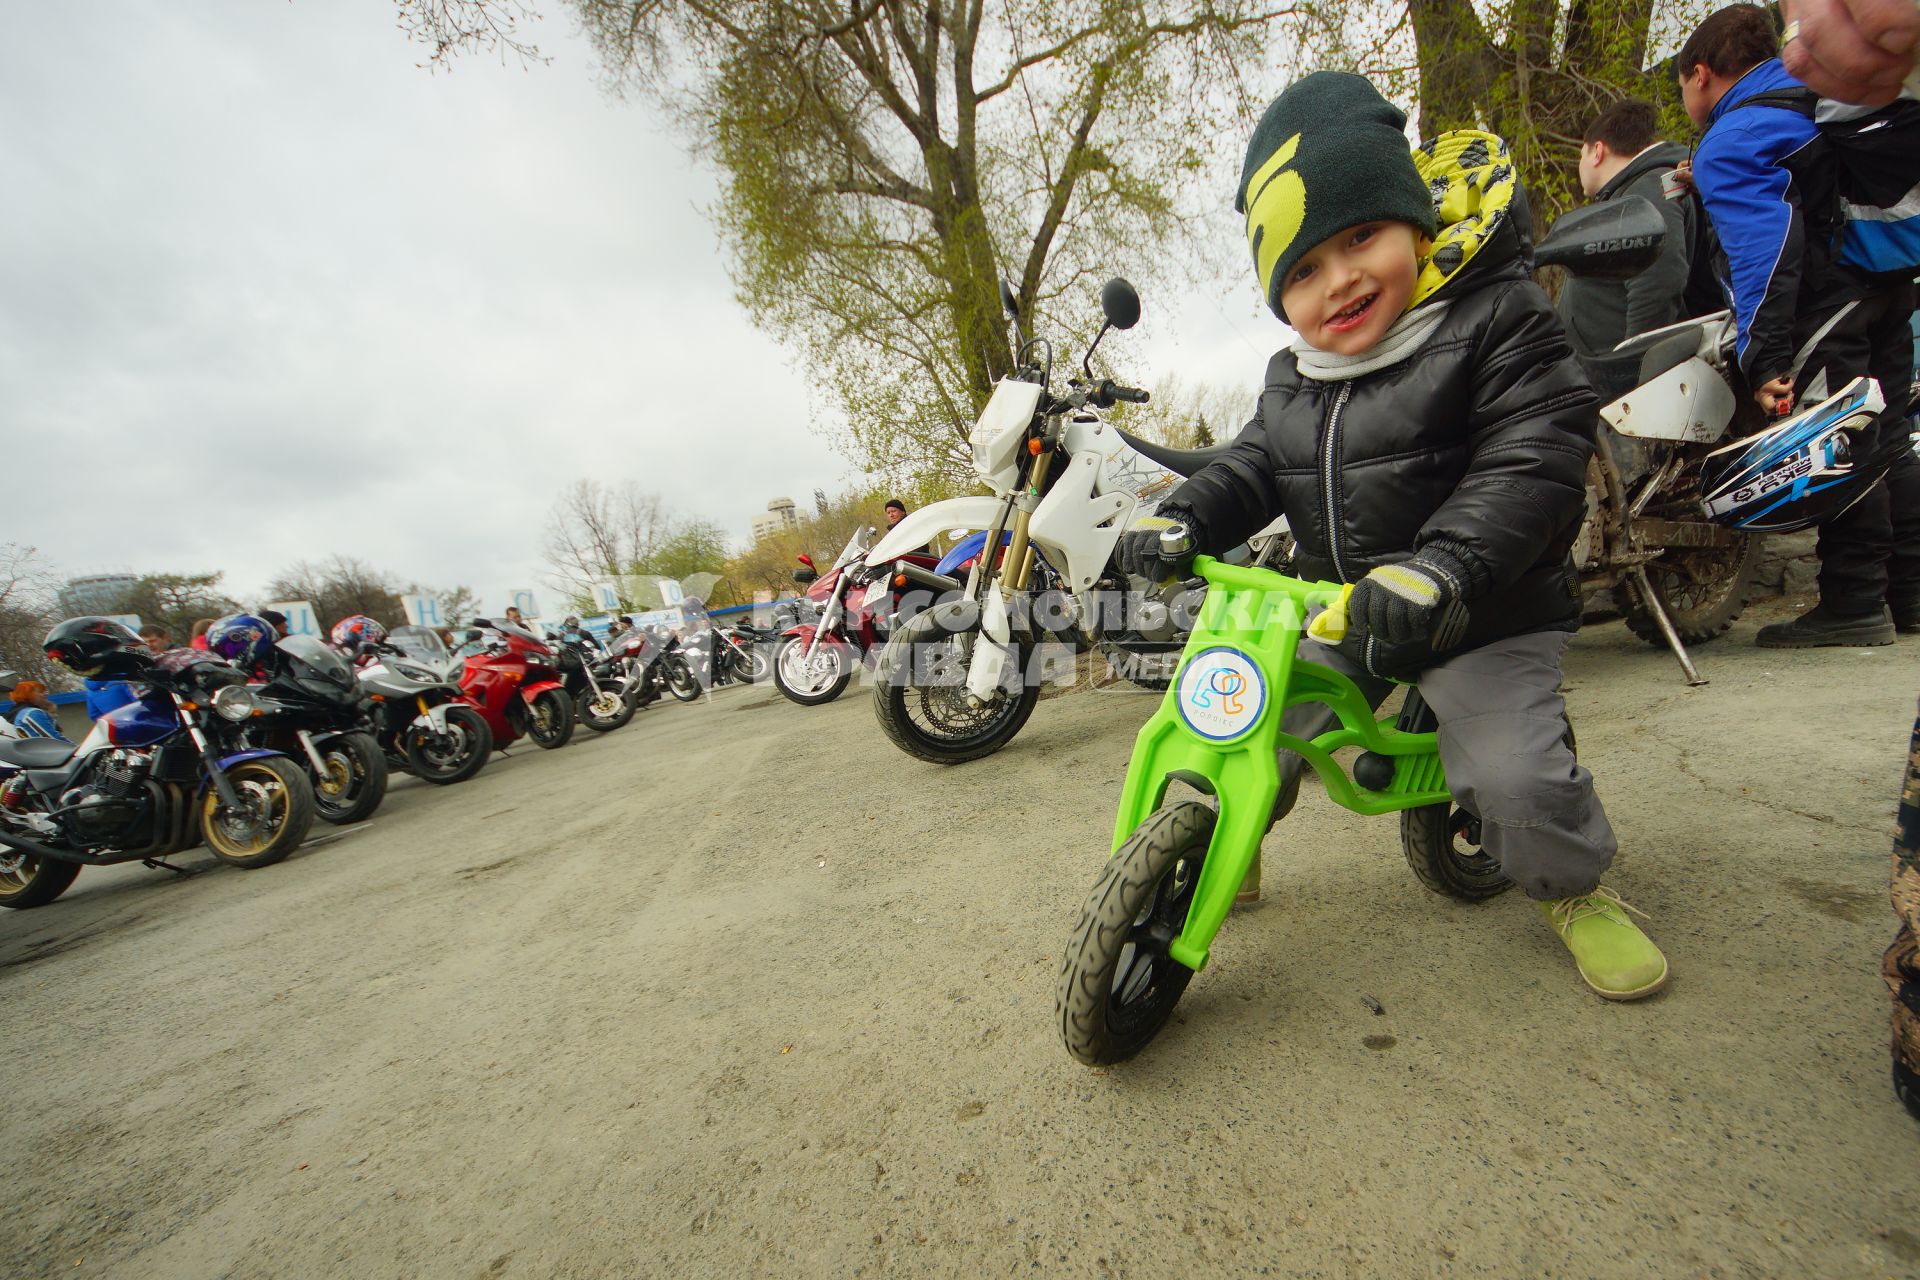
[0,610,779,910]
[763,195,1917,761]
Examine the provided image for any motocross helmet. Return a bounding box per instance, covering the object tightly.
[330,614,388,650]
[1699,376,1888,534]
[44,617,150,679]
[206,614,277,668]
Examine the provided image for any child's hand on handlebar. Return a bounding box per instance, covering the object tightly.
[1346,552,1471,649]
[1115,509,1202,582]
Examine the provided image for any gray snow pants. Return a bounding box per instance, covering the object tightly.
[1276,629,1616,900]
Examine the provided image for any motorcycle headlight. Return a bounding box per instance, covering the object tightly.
[212,685,258,722]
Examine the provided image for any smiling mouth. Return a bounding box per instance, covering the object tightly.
[1326,293,1378,330]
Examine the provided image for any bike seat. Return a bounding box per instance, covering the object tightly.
[0,737,75,769]
[1634,331,1699,384]
[1112,427,1236,478]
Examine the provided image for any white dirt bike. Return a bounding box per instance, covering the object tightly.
[861,277,1285,764]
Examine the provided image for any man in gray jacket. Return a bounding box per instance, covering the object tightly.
[1556,99,1702,353]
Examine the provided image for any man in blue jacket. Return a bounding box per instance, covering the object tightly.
[1682,3,1920,645]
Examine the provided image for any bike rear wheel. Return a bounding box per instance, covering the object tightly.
[1057,802,1213,1065]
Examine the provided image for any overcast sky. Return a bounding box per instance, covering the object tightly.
[1,3,1279,616]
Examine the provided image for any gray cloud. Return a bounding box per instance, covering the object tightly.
[1,2,849,614]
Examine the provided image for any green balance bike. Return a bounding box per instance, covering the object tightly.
[1056,548,1511,1065]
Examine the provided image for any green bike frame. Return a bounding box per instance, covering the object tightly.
[1110,556,1452,972]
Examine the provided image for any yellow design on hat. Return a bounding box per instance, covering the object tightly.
[1244,133,1305,304]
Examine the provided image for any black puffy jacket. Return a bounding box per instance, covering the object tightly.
[1167,211,1599,679]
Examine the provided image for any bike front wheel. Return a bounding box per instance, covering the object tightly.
[872,607,1040,764]
[1057,802,1213,1065]
[312,732,388,825]
[525,689,576,749]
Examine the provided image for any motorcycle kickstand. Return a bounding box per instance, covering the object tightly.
[142,858,199,877]
[1626,564,1709,687]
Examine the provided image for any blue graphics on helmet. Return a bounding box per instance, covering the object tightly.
[1699,377,1887,534]
[206,614,276,668]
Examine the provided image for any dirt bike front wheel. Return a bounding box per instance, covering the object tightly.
[1057,802,1213,1065]
[872,606,1041,764]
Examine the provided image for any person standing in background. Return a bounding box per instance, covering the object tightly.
[1,675,69,742]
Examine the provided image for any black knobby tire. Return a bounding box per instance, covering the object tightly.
[1057,802,1214,1066]
[405,705,493,785]
[0,845,81,910]
[312,732,388,825]
[772,637,853,706]
[872,607,1041,764]
[1612,454,1761,646]
[526,689,576,749]
[1393,693,1512,901]
[201,756,316,868]
[579,683,637,732]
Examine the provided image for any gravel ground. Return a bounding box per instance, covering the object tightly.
[3,609,1917,1279]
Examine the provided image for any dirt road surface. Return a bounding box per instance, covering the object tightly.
[3,613,1918,1278]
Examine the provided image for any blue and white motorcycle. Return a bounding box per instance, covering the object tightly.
[0,619,317,909]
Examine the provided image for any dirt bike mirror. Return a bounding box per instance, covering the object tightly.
[1532,196,1666,280]
[998,278,1019,320]
[1100,278,1141,330]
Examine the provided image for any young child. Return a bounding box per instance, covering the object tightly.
[1116,71,1667,1000]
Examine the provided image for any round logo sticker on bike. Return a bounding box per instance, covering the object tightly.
[1174,647,1266,742]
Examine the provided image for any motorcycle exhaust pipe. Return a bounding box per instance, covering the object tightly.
[891,561,962,594]
[0,828,111,866]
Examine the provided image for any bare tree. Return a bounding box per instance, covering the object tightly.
[393,0,546,68]
[541,479,674,601]
[551,1,1304,488]
[0,544,59,685]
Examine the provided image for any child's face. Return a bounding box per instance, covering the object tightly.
[1279,221,1424,355]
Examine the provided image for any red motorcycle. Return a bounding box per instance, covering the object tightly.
[452,622,576,750]
[773,525,954,706]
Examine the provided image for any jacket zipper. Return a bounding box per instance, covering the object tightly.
[1320,381,1354,583]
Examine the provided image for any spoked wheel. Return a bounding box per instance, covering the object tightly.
[580,685,636,732]
[772,637,853,706]
[1611,455,1760,645]
[872,607,1040,764]
[525,689,576,749]
[666,657,703,703]
[200,757,316,868]
[311,732,388,825]
[0,844,81,910]
[1401,804,1512,901]
[1057,802,1213,1065]
[404,705,493,785]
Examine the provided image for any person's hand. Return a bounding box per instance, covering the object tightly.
[1782,0,1920,107]
[1754,375,1796,417]
[1114,508,1202,582]
[1346,552,1470,649]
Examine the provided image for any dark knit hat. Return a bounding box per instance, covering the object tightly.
[1236,71,1437,319]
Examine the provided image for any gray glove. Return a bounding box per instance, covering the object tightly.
[1346,550,1471,649]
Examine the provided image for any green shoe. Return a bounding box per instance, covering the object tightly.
[1540,888,1669,1001]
